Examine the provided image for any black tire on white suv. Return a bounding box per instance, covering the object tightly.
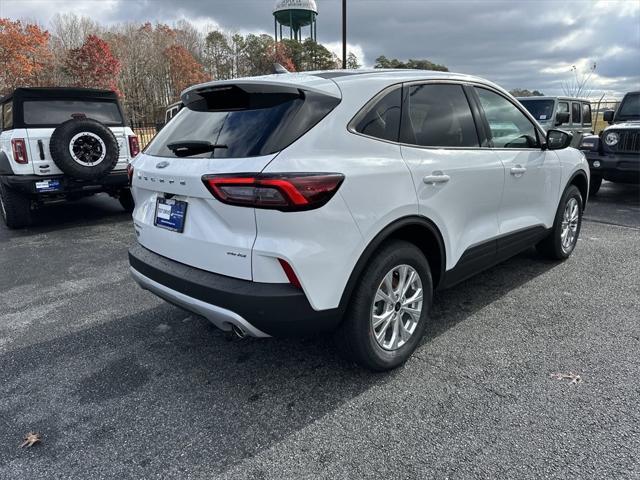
[336,240,433,371]
[537,185,583,260]
[49,118,120,181]
[0,182,32,228]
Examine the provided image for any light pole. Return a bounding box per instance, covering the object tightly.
[342,0,347,69]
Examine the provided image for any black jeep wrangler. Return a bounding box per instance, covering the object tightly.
[0,88,138,228]
[580,91,640,195]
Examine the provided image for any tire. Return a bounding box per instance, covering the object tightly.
[0,182,32,228]
[335,240,433,371]
[49,118,119,181]
[536,185,583,260]
[118,188,134,213]
[589,176,602,196]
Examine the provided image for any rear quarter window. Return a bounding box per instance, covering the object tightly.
[582,103,592,125]
[353,87,402,142]
[145,85,340,158]
[2,102,13,130]
[571,102,581,125]
[23,100,123,126]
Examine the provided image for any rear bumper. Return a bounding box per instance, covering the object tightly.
[128,243,342,337]
[584,151,640,183]
[0,171,128,194]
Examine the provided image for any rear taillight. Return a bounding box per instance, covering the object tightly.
[127,163,134,185]
[128,135,140,157]
[278,258,302,289]
[202,173,344,211]
[11,139,28,164]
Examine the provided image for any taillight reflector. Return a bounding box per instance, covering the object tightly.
[11,139,28,164]
[202,173,344,211]
[127,163,134,185]
[278,258,302,289]
[128,135,140,157]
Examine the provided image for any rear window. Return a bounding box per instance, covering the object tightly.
[23,100,123,126]
[145,85,340,158]
[400,83,479,148]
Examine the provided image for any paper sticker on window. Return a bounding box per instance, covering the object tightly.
[540,115,547,120]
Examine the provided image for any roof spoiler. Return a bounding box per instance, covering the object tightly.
[273,63,290,74]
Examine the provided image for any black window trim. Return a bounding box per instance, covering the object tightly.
[349,79,489,151]
[348,79,546,151]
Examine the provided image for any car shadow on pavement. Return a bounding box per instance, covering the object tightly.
[426,247,558,342]
[0,246,561,476]
[0,194,130,240]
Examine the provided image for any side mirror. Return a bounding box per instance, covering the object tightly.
[546,129,573,150]
[603,110,614,123]
[555,111,570,126]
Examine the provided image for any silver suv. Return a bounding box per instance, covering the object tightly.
[518,96,593,139]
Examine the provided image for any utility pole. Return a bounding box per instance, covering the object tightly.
[342,0,347,69]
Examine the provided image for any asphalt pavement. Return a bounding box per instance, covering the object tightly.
[0,181,638,479]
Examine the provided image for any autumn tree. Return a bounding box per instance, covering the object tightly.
[0,19,53,94]
[164,44,209,99]
[63,35,121,92]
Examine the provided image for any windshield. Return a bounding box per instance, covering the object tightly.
[519,99,555,122]
[617,93,640,120]
[145,85,340,158]
[23,100,123,126]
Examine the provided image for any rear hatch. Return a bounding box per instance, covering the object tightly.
[22,97,128,175]
[132,76,341,280]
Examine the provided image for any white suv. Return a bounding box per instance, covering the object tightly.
[128,70,589,371]
[0,87,139,228]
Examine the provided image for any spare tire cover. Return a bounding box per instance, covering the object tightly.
[49,118,120,180]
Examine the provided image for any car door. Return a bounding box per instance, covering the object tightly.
[399,82,505,272]
[473,86,561,250]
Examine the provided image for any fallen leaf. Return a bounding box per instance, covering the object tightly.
[550,372,582,384]
[20,432,42,448]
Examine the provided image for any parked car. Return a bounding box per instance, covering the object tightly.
[579,91,640,195]
[0,87,139,228]
[128,70,589,371]
[164,101,183,125]
[518,96,593,146]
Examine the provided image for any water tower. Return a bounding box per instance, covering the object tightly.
[273,0,318,42]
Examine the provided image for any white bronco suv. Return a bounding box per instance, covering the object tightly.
[0,87,139,228]
[128,70,589,371]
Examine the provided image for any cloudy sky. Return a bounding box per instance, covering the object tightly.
[3,0,639,97]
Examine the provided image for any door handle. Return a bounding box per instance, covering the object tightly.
[510,165,527,176]
[423,172,450,185]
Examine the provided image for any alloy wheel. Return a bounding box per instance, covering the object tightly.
[371,264,423,351]
[560,197,579,253]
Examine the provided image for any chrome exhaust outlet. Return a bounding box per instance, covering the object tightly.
[231,324,247,339]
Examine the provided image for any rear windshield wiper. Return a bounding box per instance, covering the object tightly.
[166,141,228,157]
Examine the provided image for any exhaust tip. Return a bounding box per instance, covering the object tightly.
[231,324,247,339]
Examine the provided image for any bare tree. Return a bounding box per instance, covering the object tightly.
[562,62,597,98]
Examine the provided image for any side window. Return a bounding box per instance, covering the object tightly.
[399,83,479,147]
[557,102,569,114]
[2,102,13,130]
[582,103,592,125]
[571,102,581,125]
[475,88,539,148]
[354,87,402,142]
